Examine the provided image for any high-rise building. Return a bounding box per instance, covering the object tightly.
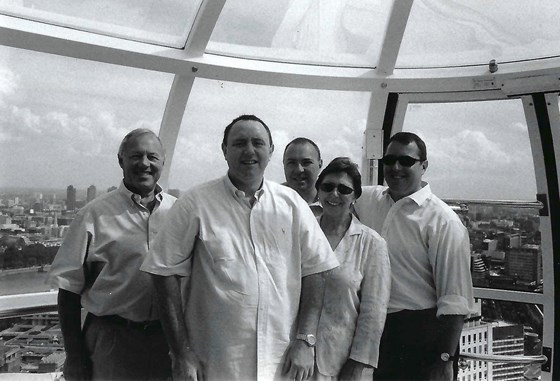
[506,245,542,284]
[492,324,525,381]
[459,321,492,381]
[458,321,528,381]
[66,185,76,211]
[87,185,96,204]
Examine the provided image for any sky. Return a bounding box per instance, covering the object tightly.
[0,1,547,201]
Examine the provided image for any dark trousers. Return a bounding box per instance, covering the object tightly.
[84,314,171,381]
[374,309,459,381]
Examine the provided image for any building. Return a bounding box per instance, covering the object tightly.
[0,313,64,374]
[66,185,76,211]
[492,324,525,381]
[0,345,21,372]
[86,185,96,204]
[459,322,528,381]
[506,245,542,285]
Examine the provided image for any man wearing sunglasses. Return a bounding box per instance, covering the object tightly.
[354,132,474,381]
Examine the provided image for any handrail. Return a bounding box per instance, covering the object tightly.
[443,198,544,210]
[459,352,547,365]
[0,291,58,319]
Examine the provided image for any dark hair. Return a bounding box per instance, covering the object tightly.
[283,137,322,162]
[315,157,362,199]
[222,115,273,147]
[387,132,427,161]
[118,128,164,159]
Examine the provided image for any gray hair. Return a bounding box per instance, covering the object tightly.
[117,128,165,159]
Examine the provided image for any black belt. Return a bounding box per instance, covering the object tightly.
[92,314,162,334]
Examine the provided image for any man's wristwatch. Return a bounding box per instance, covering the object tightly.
[440,352,457,362]
[296,333,316,347]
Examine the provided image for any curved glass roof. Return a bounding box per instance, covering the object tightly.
[207,0,392,67]
[398,0,560,68]
[2,0,560,69]
[0,0,203,47]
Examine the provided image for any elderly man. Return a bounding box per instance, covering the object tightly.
[49,128,176,381]
[141,115,338,381]
[354,132,474,381]
[282,138,323,216]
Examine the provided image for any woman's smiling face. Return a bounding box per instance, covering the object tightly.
[318,172,356,217]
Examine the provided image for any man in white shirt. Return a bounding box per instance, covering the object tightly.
[282,137,323,216]
[354,132,474,381]
[141,115,338,381]
[49,129,176,381]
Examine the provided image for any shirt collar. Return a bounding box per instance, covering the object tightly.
[223,175,265,201]
[317,214,361,237]
[346,214,363,236]
[119,181,163,204]
[381,181,432,206]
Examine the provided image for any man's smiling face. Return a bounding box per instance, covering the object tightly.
[283,142,322,196]
[383,140,427,201]
[119,132,164,197]
[222,119,274,190]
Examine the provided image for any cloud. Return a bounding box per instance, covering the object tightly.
[0,67,17,99]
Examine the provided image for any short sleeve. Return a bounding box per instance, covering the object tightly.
[141,195,199,277]
[48,212,91,294]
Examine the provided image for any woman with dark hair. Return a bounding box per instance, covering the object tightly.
[313,157,391,381]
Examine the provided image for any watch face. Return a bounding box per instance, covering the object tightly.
[440,353,450,362]
[307,334,316,346]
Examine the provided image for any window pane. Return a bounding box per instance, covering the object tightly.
[208,0,392,67]
[0,0,202,47]
[0,45,174,295]
[168,78,370,191]
[452,202,542,294]
[398,0,560,68]
[402,100,542,295]
[402,100,536,200]
[460,300,543,380]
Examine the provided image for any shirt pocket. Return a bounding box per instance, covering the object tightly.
[198,231,255,298]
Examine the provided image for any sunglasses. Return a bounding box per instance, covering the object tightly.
[380,155,423,167]
[319,182,354,195]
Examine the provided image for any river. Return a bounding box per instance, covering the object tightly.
[0,267,54,296]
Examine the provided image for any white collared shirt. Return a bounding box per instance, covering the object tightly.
[141,175,339,381]
[316,215,391,374]
[48,182,176,321]
[354,184,474,317]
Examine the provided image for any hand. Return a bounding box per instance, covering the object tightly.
[282,340,315,381]
[427,360,453,381]
[170,348,205,381]
[63,352,91,381]
[339,359,365,381]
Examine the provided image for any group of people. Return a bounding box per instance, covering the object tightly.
[48,114,474,381]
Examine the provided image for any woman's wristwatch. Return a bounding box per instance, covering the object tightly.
[296,333,317,347]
